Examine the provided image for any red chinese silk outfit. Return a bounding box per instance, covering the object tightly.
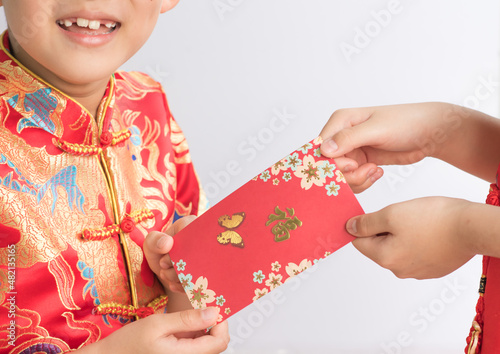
[0,31,206,353]
[466,164,500,353]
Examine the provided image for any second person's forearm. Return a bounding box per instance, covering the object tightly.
[432,104,500,183]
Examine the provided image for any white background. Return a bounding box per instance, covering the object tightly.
[2,1,500,353]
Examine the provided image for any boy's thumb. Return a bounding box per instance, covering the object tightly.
[167,307,220,333]
[143,232,174,273]
[144,231,174,254]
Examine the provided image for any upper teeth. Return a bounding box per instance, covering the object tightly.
[77,18,90,28]
[58,18,117,30]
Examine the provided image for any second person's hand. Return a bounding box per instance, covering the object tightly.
[319,102,462,193]
[346,197,475,279]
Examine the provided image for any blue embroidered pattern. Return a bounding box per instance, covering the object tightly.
[77,261,100,306]
[0,154,85,214]
[37,165,85,214]
[8,87,58,134]
[128,125,142,146]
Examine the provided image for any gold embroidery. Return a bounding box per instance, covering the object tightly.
[266,206,302,242]
[170,117,192,164]
[0,307,72,352]
[114,71,161,102]
[121,109,174,206]
[48,256,81,311]
[62,312,101,347]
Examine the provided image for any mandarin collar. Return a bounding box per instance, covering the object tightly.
[0,30,116,147]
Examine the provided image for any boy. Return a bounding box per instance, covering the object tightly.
[0,0,228,352]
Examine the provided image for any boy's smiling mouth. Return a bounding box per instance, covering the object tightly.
[57,18,120,36]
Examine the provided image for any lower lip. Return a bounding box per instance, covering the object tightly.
[58,24,120,47]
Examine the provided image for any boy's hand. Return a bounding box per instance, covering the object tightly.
[144,216,196,293]
[346,197,475,279]
[319,102,460,193]
[88,307,229,354]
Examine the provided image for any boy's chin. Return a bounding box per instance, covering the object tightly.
[11,43,124,90]
[62,71,119,86]
[40,60,123,89]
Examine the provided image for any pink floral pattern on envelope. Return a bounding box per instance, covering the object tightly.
[257,137,344,198]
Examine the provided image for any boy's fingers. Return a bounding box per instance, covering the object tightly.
[176,321,230,353]
[163,215,196,238]
[171,215,197,234]
[205,321,230,348]
[144,232,174,274]
[159,270,185,292]
[168,282,186,293]
[160,267,182,284]
[144,216,196,287]
[208,321,229,338]
[160,254,173,271]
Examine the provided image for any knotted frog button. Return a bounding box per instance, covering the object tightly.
[120,217,136,233]
[100,131,113,147]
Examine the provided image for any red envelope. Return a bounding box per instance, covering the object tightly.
[169,137,364,321]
